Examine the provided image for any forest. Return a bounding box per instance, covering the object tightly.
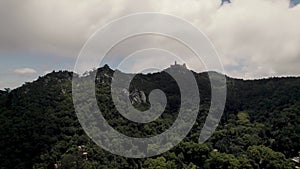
[0,65,299,169]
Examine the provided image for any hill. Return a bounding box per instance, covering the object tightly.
[0,65,299,168]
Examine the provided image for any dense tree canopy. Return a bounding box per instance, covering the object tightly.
[0,66,299,168]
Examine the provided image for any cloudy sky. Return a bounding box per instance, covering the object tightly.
[1,0,300,89]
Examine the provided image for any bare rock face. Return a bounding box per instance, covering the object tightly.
[129,89,147,105]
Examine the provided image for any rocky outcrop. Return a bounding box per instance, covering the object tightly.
[122,88,147,104]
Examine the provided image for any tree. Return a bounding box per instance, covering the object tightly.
[247,145,292,169]
[143,157,176,169]
[204,151,249,169]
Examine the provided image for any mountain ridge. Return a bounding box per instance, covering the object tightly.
[0,65,299,168]
[3,64,300,93]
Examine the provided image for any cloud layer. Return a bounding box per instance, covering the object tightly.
[14,68,37,74]
[0,0,300,88]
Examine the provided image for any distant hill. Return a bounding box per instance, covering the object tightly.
[0,65,299,169]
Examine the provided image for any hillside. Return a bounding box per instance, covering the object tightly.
[0,65,299,169]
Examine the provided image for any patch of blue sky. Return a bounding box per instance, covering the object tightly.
[290,0,300,7]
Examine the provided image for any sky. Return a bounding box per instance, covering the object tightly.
[0,0,300,89]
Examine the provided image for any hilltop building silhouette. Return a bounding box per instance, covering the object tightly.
[170,61,187,69]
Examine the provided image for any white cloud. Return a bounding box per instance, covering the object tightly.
[204,0,300,78]
[14,68,37,74]
[0,0,300,79]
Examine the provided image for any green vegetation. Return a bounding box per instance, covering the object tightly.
[0,66,299,168]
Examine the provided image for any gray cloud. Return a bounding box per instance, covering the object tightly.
[0,0,299,83]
